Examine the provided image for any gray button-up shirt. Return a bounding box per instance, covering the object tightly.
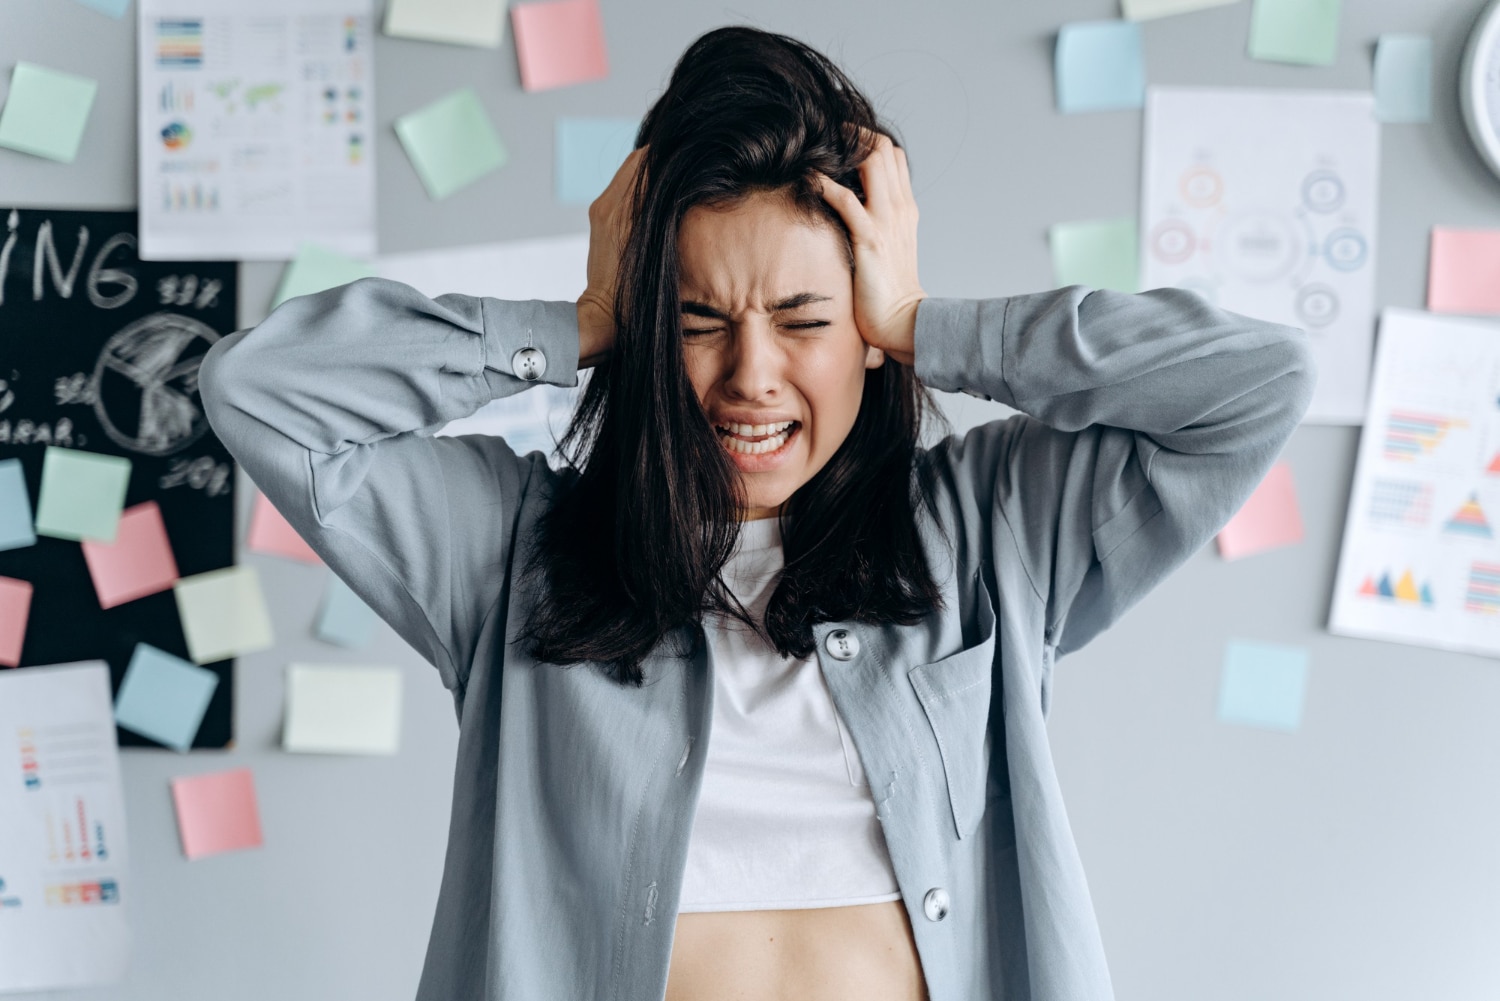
[198,278,1315,1001]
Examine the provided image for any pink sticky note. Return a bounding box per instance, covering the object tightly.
[170,767,264,860]
[0,575,33,667]
[1428,227,1500,315]
[1217,462,1305,561]
[511,0,609,92]
[247,491,322,565]
[80,501,180,609]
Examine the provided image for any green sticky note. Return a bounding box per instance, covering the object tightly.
[394,88,508,200]
[0,62,100,163]
[34,447,131,543]
[1374,34,1432,123]
[173,566,275,664]
[272,243,377,309]
[1249,0,1341,66]
[1049,218,1139,293]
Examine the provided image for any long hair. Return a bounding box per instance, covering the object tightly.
[523,25,943,685]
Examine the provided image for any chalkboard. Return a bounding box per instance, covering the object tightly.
[0,208,238,749]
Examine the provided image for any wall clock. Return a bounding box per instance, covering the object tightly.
[1462,0,1500,178]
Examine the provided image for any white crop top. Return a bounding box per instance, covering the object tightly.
[676,517,903,913]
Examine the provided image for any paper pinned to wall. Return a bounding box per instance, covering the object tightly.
[1427,227,1500,316]
[1141,87,1379,424]
[1374,34,1433,123]
[1049,217,1139,292]
[383,0,505,47]
[0,576,34,667]
[0,62,99,163]
[510,0,609,92]
[136,0,377,260]
[33,447,131,543]
[169,767,263,859]
[1054,21,1146,113]
[1217,461,1305,560]
[80,501,180,609]
[0,662,130,992]
[0,459,37,552]
[1122,0,1238,20]
[377,234,590,453]
[172,565,275,663]
[556,117,639,204]
[1217,640,1309,731]
[112,643,219,751]
[1248,0,1341,66]
[314,573,377,648]
[246,490,323,565]
[271,243,376,310]
[1330,308,1500,657]
[393,88,508,201]
[283,663,402,754]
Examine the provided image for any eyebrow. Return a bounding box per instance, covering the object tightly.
[680,292,833,320]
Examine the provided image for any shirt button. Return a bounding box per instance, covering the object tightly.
[824,629,859,661]
[511,346,547,382]
[922,887,950,922]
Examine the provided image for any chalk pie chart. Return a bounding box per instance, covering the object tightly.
[91,311,221,457]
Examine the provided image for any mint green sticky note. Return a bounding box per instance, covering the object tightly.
[1217,640,1309,731]
[34,447,131,543]
[394,88,508,200]
[1249,0,1341,66]
[1049,218,1139,293]
[0,62,100,163]
[1055,21,1146,113]
[272,243,377,309]
[1374,34,1432,123]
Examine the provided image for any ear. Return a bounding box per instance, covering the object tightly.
[864,345,886,370]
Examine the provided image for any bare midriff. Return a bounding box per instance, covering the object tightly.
[664,900,929,1001]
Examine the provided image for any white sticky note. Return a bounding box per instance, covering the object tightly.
[172,565,274,664]
[384,0,506,47]
[283,663,402,755]
[1122,0,1239,19]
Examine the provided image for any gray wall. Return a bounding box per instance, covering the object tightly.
[4,0,1500,998]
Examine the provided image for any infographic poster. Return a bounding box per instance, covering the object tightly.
[0,663,131,993]
[1330,309,1500,657]
[1141,86,1380,425]
[137,0,376,260]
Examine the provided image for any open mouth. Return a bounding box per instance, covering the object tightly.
[713,420,800,455]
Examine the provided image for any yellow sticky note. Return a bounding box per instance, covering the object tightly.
[173,566,274,663]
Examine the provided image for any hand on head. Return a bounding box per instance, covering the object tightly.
[576,145,647,367]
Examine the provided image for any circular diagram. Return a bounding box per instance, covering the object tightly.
[1322,228,1369,272]
[1149,219,1197,265]
[1301,170,1346,213]
[1294,284,1341,327]
[90,311,222,457]
[1179,167,1224,208]
[1215,210,1305,284]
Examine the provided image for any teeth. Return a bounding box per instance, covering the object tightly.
[720,426,793,455]
[715,420,794,437]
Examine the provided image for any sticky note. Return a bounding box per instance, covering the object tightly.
[1428,227,1500,315]
[1217,462,1304,560]
[170,767,264,859]
[1248,0,1340,66]
[33,446,131,543]
[394,88,508,200]
[1055,21,1146,113]
[1217,640,1309,731]
[247,491,321,564]
[315,573,377,648]
[284,664,402,754]
[511,0,609,92]
[71,0,132,17]
[271,243,376,310]
[556,117,638,205]
[1122,0,1239,19]
[384,0,505,47]
[0,62,99,163]
[0,575,33,667]
[173,565,275,664]
[113,643,218,751]
[80,501,180,609]
[0,458,36,551]
[1373,35,1432,124]
[1050,218,1139,293]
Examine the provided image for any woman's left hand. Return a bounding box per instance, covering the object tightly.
[816,131,925,367]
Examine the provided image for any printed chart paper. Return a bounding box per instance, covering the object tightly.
[136,0,376,260]
[0,662,131,993]
[1329,309,1500,657]
[377,234,589,457]
[1141,87,1379,424]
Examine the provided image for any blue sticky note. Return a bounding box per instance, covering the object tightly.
[1374,35,1432,124]
[1055,21,1146,113]
[556,117,639,205]
[71,0,132,17]
[1217,640,1309,731]
[0,459,36,551]
[113,643,220,751]
[314,572,378,649]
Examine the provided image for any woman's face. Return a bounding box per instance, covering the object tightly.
[677,190,885,520]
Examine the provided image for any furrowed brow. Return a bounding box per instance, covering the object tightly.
[770,292,832,311]
[681,300,729,320]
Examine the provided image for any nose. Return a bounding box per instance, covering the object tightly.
[721,322,783,402]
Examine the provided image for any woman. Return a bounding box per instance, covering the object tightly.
[199,25,1314,1001]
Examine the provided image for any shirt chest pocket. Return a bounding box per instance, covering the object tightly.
[907,625,996,842]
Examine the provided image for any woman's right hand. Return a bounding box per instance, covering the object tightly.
[577,145,647,368]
